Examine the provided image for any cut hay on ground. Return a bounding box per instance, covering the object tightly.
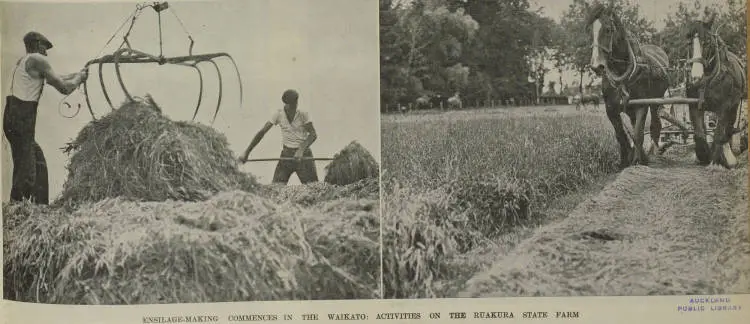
[263,177,379,206]
[57,96,258,207]
[324,141,379,186]
[3,190,380,304]
[459,166,749,297]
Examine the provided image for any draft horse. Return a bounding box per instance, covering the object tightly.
[586,4,669,168]
[686,16,747,169]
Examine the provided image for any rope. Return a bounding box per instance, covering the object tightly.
[168,6,196,55]
[169,6,193,38]
[94,9,138,59]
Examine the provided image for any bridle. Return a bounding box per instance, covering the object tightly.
[687,28,723,89]
[591,13,642,104]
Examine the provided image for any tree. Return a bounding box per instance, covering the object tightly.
[655,0,746,87]
[379,0,478,110]
[460,0,556,103]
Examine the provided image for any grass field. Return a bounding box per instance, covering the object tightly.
[381,106,623,298]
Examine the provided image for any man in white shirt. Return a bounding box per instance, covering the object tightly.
[3,31,88,204]
[239,89,319,184]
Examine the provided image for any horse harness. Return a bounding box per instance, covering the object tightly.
[597,32,670,112]
[685,31,744,112]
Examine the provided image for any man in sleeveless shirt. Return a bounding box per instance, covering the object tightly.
[239,89,319,184]
[3,31,88,204]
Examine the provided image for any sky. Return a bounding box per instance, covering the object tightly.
[528,0,731,90]
[1,0,380,202]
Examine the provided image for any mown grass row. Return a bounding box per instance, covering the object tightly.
[381,112,621,298]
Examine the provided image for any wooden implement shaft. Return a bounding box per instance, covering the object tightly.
[627,98,701,105]
[244,158,335,162]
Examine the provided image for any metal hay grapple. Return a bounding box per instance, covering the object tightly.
[79,1,243,124]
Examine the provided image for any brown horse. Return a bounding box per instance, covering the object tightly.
[586,4,668,168]
[686,16,747,168]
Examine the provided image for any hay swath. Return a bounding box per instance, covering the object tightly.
[78,1,242,124]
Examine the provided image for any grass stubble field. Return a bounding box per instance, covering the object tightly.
[381,105,749,299]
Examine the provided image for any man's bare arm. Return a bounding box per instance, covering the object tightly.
[28,54,84,95]
[240,122,274,161]
[60,72,80,82]
[297,122,318,154]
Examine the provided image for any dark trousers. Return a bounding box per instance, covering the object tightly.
[3,96,49,204]
[272,146,318,184]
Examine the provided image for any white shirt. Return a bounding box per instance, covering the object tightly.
[10,54,45,102]
[269,108,312,149]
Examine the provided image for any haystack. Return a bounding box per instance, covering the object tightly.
[324,141,379,186]
[57,96,258,206]
[3,191,380,303]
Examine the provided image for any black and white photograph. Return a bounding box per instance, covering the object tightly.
[2,0,381,304]
[380,0,748,299]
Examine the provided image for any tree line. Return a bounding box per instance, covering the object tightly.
[380,0,747,112]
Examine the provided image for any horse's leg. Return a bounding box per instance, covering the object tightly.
[712,102,739,168]
[633,106,649,165]
[689,103,711,165]
[728,100,744,154]
[606,102,632,168]
[647,105,661,155]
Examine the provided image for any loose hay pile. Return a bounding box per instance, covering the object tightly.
[2,95,383,304]
[324,141,379,186]
[3,191,380,303]
[459,166,749,297]
[57,96,258,206]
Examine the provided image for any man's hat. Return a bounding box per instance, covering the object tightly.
[282,89,299,104]
[23,31,53,49]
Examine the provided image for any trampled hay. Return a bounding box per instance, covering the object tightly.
[3,186,380,303]
[263,177,379,206]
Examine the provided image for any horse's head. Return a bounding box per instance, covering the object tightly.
[686,13,718,84]
[586,3,627,76]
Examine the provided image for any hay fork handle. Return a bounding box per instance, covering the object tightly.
[243,158,334,163]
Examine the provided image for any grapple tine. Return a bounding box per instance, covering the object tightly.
[198,53,243,124]
[205,59,223,125]
[83,62,97,120]
[114,48,135,103]
[190,64,205,121]
[98,60,115,110]
[222,54,244,107]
